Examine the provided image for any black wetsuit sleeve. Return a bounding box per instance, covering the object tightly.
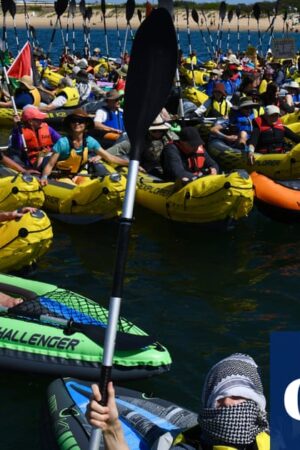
[247,121,260,148]
[284,126,300,143]
[203,150,219,173]
[161,144,195,180]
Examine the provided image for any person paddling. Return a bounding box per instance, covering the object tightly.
[86,353,270,450]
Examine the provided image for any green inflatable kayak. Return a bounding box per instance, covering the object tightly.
[0,274,171,380]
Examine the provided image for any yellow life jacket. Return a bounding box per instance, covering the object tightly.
[30,88,41,106]
[213,432,270,450]
[186,56,197,65]
[254,106,265,118]
[56,146,89,174]
[55,86,80,108]
[210,99,229,117]
[258,79,271,95]
[173,430,270,449]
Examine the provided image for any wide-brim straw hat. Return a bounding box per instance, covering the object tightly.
[116,64,128,77]
[106,89,124,100]
[63,108,94,129]
[19,75,35,90]
[238,98,260,109]
[149,114,171,131]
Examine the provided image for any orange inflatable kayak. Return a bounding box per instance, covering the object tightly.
[251,171,300,222]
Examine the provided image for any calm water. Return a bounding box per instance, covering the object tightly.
[3,27,300,62]
[1,28,300,449]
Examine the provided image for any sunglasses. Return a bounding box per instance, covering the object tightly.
[70,117,87,124]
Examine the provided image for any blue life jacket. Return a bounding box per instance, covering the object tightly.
[222,80,235,96]
[232,111,254,138]
[103,107,125,131]
[206,80,216,97]
[292,93,300,103]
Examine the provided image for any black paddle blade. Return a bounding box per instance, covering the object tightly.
[54,0,68,18]
[228,9,234,23]
[85,6,92,21]
[79,0,85,17]
[124,8,177,158]
[253,3,261,23]
[1,0,10,15]
[8,0,16,18]
[236,5,241,19]
[185,5,189,21]
[29,25,36,39]
[219,1,227,21]
[69,0,76,17]
[191,8,199,24]
[101,0,106,17]
[137,8,142,23]
[126,0,135,23]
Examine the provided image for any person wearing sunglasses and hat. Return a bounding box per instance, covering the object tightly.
[86,353,270,450]
[0,75,41,109]
[245,105,300,165]
[10,106,61,171]
[40,109,128,185]
[161,127,219,183]
[94,89,125,144]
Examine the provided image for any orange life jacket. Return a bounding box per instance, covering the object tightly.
[186,145,206,175]
[23,123,53,165]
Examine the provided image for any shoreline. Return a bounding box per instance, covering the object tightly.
[1,9,299,33]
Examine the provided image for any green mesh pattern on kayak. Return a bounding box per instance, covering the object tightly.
[7,288,144,336]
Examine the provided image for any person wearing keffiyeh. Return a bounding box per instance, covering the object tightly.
[86,353,270,450]
[197,353,270,450]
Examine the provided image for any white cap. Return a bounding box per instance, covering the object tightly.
[282,81,300,90]
[72,66,81,75]
[264,105,280,115]
[77,58,88,69]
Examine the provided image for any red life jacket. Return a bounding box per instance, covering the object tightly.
[176,141,206,175]
[254,116,285,154]
[23,123,53,165]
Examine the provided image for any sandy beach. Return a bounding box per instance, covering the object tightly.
[1,7,299,33]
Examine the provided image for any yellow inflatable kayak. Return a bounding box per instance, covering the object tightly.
[0,107,73,127]
[180,66,209,86]
[285,122,300,134]
[135,171,253,224]
[0,210,53,272]
[281,111,300,125]
[208,140,300,180]
[0,169,45,210]
[42,166,126,224]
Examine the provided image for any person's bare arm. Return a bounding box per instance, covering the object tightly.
[40,152,60,185]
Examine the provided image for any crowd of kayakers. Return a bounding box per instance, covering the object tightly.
[0,45,300,188]
[1,36,300,449]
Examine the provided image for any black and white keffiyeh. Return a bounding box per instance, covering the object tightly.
[198,353,269,446]
[201,353,267,411]
[199,400,269,445]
